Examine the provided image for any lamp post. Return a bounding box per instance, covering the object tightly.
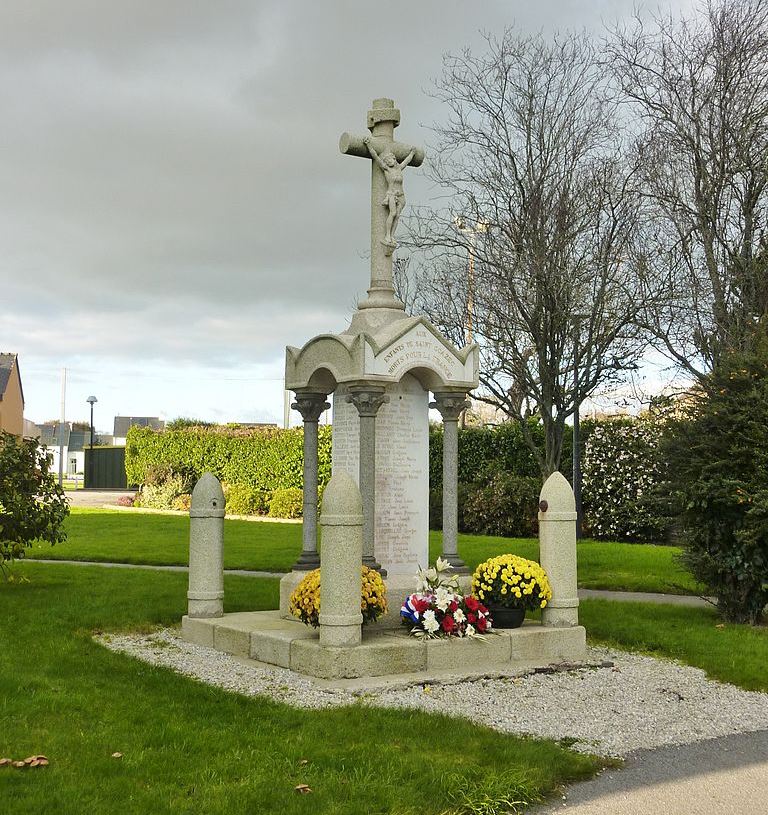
[86,396,98,450]
[571,315,588,540]
[453,216,488,428]
[453,216,488,345]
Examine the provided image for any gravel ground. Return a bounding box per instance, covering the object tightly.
[100,629,768,758]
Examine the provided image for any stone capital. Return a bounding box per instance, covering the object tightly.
[430,392,471,422]
[347,386,389,417]
[291,391,330,423]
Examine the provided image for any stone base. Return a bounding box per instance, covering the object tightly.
[279,571,472,629]
[182,610,586,683]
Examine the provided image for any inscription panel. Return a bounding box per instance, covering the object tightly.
[332,373,429,575]
[368,325,469,382]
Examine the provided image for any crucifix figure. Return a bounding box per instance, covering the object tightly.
[340,98,425,310]
[363,135,415,252]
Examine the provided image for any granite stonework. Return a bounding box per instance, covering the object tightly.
[182,611,587,681]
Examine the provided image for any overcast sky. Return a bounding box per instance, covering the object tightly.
[1,0,695,430]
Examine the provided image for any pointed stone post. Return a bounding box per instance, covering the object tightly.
[319,472,364,647]
[291,391,330,571]
[187,473,225,619]
[347,385,388,575]
[431,391,471,574]
[538,471,579,627]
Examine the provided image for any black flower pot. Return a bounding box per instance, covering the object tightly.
[488,604,525,629]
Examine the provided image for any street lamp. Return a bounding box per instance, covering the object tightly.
[571,314,589,540]
[453,216,489,344]
[86,395,98,450]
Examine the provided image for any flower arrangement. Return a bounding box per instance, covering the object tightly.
[289,566,388,628]
[472,555,552,611]
[400,557,492,639]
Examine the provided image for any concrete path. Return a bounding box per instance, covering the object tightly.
[28,559,284,579]
[65,489,136,507]
[579,588,714,608]
[534,730,768,814]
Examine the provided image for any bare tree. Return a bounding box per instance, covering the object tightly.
[409,31,653,476]
[607,0,768,377]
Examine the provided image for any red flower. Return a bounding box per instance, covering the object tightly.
[476,616,488,633]
[465,596,480,611]
[449,600,459,613]
[412,596,430,613]
[441,614,456,633]
[467,612,477,624]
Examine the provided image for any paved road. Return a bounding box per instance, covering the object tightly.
[65,489,135,507]
[534,730,768,814]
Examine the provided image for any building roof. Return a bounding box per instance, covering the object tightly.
[0,353,24,404]
[113,416,164,437]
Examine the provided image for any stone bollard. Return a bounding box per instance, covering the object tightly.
[538,471,579,627]
[319,472,363,647]
[187,473,225,619]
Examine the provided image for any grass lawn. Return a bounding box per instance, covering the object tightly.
[26,509,702,595]
[580,599,768,692]
[0,562,601,814]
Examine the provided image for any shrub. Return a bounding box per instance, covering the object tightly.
[460,473,540,538]
[115,495,135,507]
[135,473,191,510]
[662,334,768,624]
[582,413,669,542]
[0,432,69,575]
[268,487,303,519]
[172,493,192,512]
[223,483,270,516]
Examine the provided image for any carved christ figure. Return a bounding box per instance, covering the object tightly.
[363,135,416,248]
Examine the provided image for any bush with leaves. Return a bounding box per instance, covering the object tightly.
[460,473,540,538]
[582,413,669,542]
[268,487,303,519]
[135,473,192,510]
[223,483,271,516]
[0,432,69,576]
[661,335,768,624]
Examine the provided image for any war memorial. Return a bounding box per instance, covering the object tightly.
[181,98,585,682]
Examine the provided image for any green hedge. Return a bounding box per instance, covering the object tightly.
[125,425,333,493]
[128,422,573,494]
[430,420,575,488]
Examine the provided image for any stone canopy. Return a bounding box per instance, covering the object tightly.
[285,313,479,395]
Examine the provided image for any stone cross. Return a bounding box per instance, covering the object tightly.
[340,97,425,310]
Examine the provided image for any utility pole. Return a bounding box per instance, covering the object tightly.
[58,368,67,487]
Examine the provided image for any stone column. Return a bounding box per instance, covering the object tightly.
[538,471,579,627]
[319,472,364,647]
[290,391,330,571]
[347,385,388,575]
[187,473,225,618]
[431,392,471,574]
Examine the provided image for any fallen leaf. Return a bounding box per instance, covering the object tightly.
[111,752,123,759]
[715,624,725,629]
[294,784,313,794]
[299,759,309,766]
